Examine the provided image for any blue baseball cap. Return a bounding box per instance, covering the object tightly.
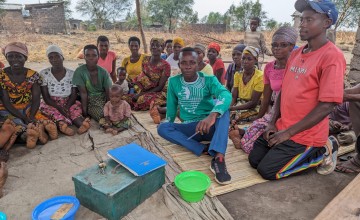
[295,0,338,25]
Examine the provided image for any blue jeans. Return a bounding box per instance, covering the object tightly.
[157,111,230,157]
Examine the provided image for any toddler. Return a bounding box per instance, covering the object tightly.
[115,67,129,94]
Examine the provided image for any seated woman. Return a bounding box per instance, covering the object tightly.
[207,42,226,84]
[0,42,58,151]
[229,26,298,153]
[229,46,264,122]
[193,43,213,76]
[97,36,117,83]
[123,38,170,111]
[225,44,246,91]
[72,44,112,122]
[39,45,91,136]
[121,36,147,85]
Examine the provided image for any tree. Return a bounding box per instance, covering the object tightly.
[333,0,360,31]
[76,0,132,28]
[228,0,267,31]
[201,12,225,24]
[135,0,148,54]
[264,18,278,30]
[48,0,72,19]
[147,0,195,32]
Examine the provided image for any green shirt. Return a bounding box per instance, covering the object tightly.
[72,64,112,96]
[166,72,231,123]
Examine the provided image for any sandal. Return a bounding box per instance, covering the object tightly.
[77,118,91,134]
[335,155,360,173]
[59,121,75,136]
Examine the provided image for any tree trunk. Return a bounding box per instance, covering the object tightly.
[136,0,148,54]
[348,18,360,84]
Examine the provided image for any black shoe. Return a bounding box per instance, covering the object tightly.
[210,157,231,185]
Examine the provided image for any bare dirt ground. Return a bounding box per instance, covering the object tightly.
[0,30,357,219]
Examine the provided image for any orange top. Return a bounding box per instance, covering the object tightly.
[97,50,117,75]
[276,42,346,147]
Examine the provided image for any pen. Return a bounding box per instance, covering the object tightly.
[187,131,200,140]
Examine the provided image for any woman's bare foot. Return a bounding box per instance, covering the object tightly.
[150,101,161,124]
[36,123,48,144]
[59,121,75,136]
[77,118,91,134]
[0,162,8,198]
[43,120,58,140]
[26,123,39,149]
[229,129,242,149]
[0,119,16,148]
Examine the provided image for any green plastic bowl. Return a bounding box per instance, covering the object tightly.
[174,170,211,203]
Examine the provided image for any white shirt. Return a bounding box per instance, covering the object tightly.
[40,67,76,97]
[166,53,181,76]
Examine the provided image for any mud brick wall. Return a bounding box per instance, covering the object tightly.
[349,19,360,84]
[0,10,26,33]
[26,4,66,34]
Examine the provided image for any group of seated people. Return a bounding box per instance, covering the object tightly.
[0,0,359,189]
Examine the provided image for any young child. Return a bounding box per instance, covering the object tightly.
[115,67,129,94]
[243,17,272,57]
[99,85,132,135]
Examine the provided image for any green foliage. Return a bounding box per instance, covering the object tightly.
[264,18,278,30]
[47,0,72,19]
[147,0,195,32]
[201,12,225,24]
[87,23,97,31]
[333,0,360,30]
[227,0,267,31]
[76,0,132,28]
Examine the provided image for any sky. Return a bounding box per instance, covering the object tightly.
[7,0,298,24]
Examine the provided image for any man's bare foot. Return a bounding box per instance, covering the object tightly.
[0,162,8,198]
[0,119,16,147]
[26,123,39,149]
[59,121,75,136]
[36,123,48,144]
[77,118,91,134]
[43,120,58,140]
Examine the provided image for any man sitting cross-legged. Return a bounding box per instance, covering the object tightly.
[157,47,232,185]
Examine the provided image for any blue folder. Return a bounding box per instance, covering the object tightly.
[107,143,167,176]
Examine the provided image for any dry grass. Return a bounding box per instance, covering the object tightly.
[0,30,356,62]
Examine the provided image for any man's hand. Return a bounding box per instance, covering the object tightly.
[268,130,292,147]
[196,113,218,135]
[263,123,278,141]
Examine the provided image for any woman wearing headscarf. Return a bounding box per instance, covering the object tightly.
[225,44,246,91]
[193,43,213,76]
[229,26,298,153]
[166,37,184,76]
[207,42,226,84]
[229,46,264,121]
[0,42,58,151]
[123,38,171,111]
[39,45,91,136]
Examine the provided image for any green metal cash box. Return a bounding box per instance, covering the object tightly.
[72,159,165,220]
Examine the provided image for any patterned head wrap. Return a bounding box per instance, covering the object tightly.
[208,42,220,53]
[273,26,298,44]
[150,38,165,46]
[173,37,185,47]
[194,43,206,54]
[243,46,259,58]
[4,42,28,57]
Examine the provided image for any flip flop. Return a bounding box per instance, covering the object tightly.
[335,156,360,173]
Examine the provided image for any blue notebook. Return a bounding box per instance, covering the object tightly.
[107,143,167,176]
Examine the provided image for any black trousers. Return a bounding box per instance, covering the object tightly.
[349,101,360,153]
[249,136,326,180]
